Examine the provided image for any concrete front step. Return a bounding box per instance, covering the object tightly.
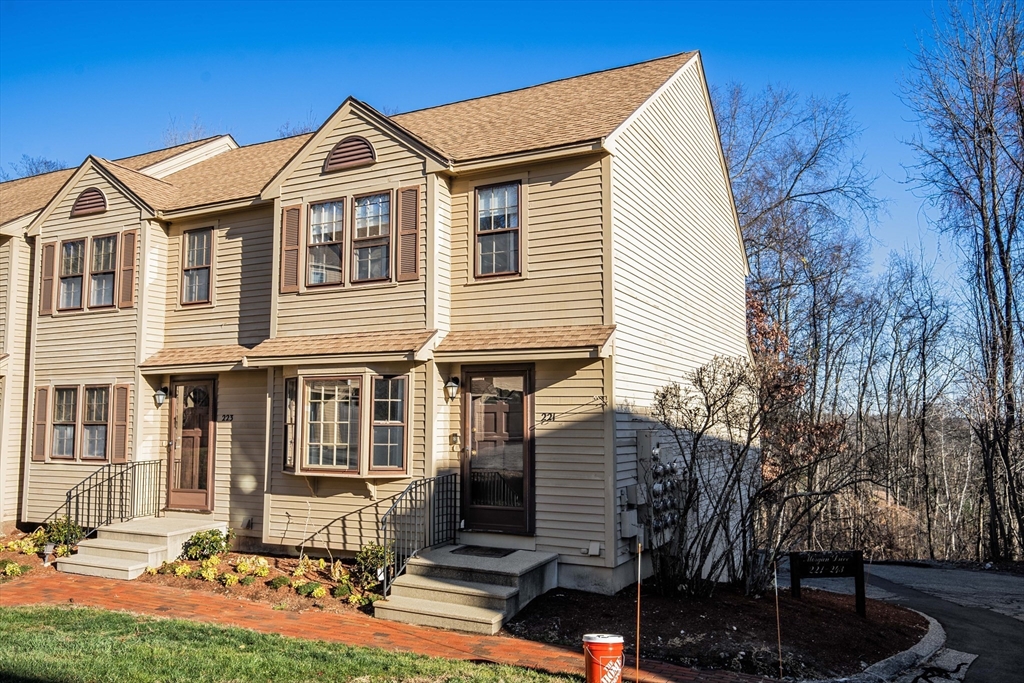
[373,595,505,635]
[389,572,519,612]
[97,517,226,562]
[74,537,168,566]
[55,554,149,581]
[405,545,558,608]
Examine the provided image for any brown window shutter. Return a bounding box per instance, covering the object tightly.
[118,229,138,308]
[111,384,131,464]
[32,386,49,462]
[280,206,302,293]
[397,187,419,282]
[40,242,56,315]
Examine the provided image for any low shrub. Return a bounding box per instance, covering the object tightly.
[173,564,192,577]
[294,581,321,598]
[221,573,239,587]
[0,559,30,577]
[179,529,232,560]
[54,544,72,558]
[353,542,392,588]
[252,558,270,578]
[239,575,256,587]
[331,583,351,599]
[267,575,291,590]
[45,516,84,547]
[199,566,218,582]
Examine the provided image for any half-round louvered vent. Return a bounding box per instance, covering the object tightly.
[70,187,107,217]
[322,136,376,173]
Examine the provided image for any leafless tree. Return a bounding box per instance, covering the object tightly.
[904,0,1024,560]
[278,109,319,138]
[0,154,67,181]
[162,115,209,147]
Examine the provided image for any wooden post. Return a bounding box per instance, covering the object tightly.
[789,552,801,599]
[854,550,866,617]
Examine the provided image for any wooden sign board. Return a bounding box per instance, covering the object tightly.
[789,550,866,617]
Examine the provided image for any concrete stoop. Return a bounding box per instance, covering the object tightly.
[374,544,558,635]
[56,516,227,580]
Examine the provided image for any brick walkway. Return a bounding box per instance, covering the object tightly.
[0,570,765,683]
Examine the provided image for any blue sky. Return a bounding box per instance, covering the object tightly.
[0,0,946,271]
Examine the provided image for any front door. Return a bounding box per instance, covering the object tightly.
[462,368,533,534]
[168,381,215,510]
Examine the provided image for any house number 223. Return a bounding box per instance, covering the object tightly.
[220,415,234,422]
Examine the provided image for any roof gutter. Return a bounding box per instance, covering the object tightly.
[156,196,270,221]
[448,139,606,175]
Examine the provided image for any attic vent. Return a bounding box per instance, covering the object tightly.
[70,187,107,217]
[322,136,375,173]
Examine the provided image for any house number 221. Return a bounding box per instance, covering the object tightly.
[539,412,556,424]
[220,415,234,422]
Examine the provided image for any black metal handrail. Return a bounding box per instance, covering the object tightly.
[47,461,162,539]
[380,473,458,597]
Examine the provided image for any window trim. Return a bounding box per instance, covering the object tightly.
[50,385,80,460]
[283,377,298,472]
[369,375,409,472]
[180,226,214,306]
[473,180,523,280]
[57,238,87,312]
[301,375,364,474]
[81,384,111,461]
[305,197,346,289]
[87,233,119,310]
[351,190,393,285]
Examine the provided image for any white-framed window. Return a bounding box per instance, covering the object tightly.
[305,378,360,470]
[352,192,391,282]
[58,240,86,310]
[82,386,110,459]
[308,200,345,286]
[475,182,520,277]
[182,228,213,304]
[89,235,117,307]
[51,387,78,458]
[371,376,406,470]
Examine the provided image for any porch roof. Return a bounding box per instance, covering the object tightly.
[243,329,438,365]
[433,325,615,362]
[140,344,251,373]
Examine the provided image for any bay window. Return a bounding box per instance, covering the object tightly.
[306,378,360,470]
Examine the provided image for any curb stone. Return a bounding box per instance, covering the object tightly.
[802,609,944,683]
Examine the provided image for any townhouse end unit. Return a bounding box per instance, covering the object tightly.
[0,52,749,618]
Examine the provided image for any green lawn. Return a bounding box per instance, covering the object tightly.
[0,606,579,683]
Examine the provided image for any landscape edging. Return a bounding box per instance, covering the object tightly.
[803,609,945,683]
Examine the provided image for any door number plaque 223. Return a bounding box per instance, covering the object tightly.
[220,414,234,422]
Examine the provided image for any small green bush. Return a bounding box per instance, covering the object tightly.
[239,575,256,587]
[331,583,351,599]
[267,575,291,590]
[45,516,84,547]
[179,529,232,560]
[295,581,321,597]
[353,542,392,588]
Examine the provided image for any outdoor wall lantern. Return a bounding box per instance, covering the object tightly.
[154,387,169,407]
[444,377,460,402]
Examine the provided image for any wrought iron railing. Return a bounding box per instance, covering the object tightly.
[380,473,458,597]
[47,461,162,539]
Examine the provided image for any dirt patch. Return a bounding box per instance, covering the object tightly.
[503,585,927,679]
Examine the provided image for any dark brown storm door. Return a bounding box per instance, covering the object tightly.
[168,381,215,510]
[462,368,533,534]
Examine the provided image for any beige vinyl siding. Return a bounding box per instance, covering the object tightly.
[141,222,168,360]
[431,174,452,332]
[1,236,32,524]
[0,237,9,355]
[24,168,141,522]
[212,371,267,535]
[276,111,428,337]
[609,60,749,560]
[449,155,606,329]
[164,208,273,348]
[264,363,428,551]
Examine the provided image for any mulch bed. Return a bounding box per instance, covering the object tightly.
[503,584,928,679]
[134,553,377,615]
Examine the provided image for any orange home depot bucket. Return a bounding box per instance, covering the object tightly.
[582,634,624,683]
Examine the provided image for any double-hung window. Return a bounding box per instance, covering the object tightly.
[308,201,345,286]
[182,228,212,304]
[352,192,391,282]
[58,240,85,310]
[52,388,78,458]
[82,387,109,459]
[306,378,360,470]
[371,377,406,470]
[475,182,520,277]
[89,235,117,307]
